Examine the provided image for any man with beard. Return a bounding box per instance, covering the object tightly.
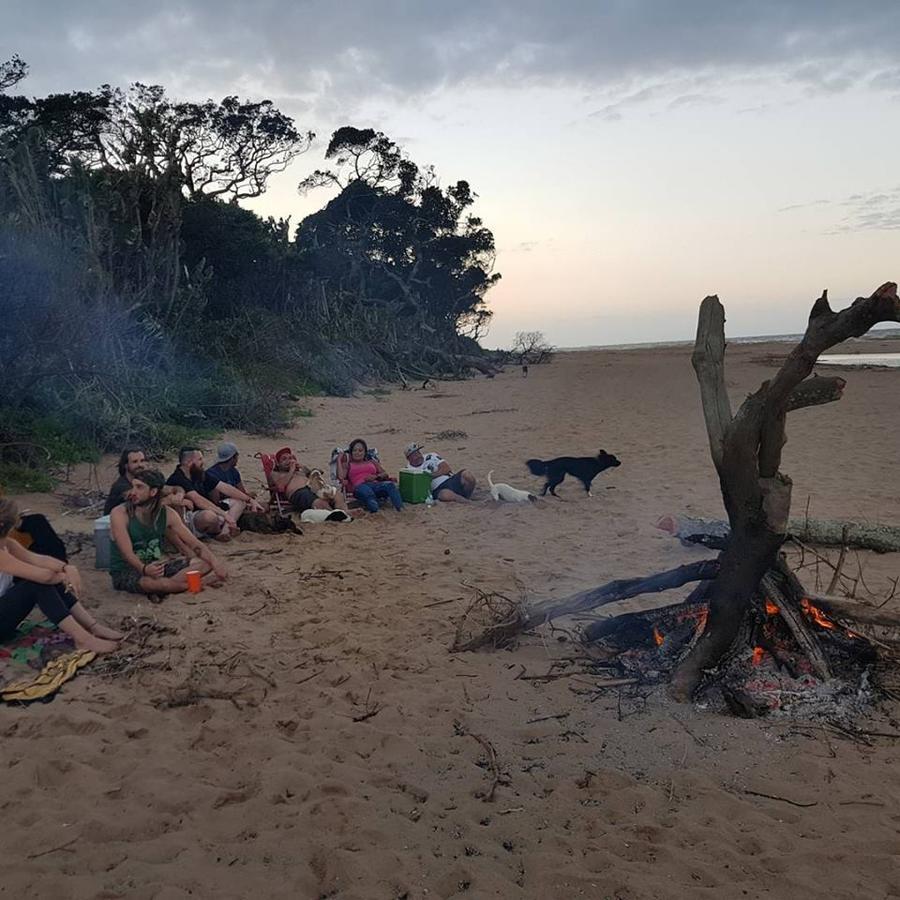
[103,447,147,515]
[109,469,227,596]
[167,447,263,540]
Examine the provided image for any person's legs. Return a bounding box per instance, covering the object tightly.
[0,580,44,638]
[0,581,118,653]
[221,496,246,523]
[459,469,477,498]
[434,472,471,503]
[354,482,380,513]
[64,587,123,640]
[188,509,229,540]
[138,557,212,594]
[375,481,403,511]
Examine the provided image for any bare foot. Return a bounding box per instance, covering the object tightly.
[75,635,120,654]
[92,623,125,641]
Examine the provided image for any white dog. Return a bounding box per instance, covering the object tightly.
[299,508,353,524]
[487,470,537,503]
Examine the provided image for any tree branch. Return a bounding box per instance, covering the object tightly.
[691,295,732,471]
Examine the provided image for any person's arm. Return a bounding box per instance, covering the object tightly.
[184,490,222,514]
[3,539,82,593]
[215,480,261,507]
[109,507,156,578]
[165,510,228,580]
[0,544,69,586]
[430,460,452,477]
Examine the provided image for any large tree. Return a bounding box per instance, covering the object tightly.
[297,127,499,346]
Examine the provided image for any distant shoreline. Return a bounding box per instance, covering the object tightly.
[559,327,900,353]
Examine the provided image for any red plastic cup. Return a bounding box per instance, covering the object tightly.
[186,570,202,593]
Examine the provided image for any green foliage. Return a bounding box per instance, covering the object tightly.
[0,461,54,493]
[0,65,500,491]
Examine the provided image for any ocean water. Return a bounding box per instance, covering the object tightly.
[817,353,900,368]
[564,327,900,354]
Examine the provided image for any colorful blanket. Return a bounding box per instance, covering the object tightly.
[0,618,95,703]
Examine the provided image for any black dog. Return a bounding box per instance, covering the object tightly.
[526,450,621,497]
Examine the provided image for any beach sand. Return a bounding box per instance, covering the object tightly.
[3,340,900,899]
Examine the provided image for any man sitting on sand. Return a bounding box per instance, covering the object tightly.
[167,447,265,539]
[109,468,227,597]
[270,447,349,514]
[403,442,476,502]
[104,447,147,515]
[207,441,262,505]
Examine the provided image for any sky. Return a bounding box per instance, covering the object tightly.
[6,1,900,348]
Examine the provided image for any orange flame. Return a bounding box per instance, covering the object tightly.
[800,598,835,630]
[652,626,664,647]
[765,599,779,616]
[751,646,765,666]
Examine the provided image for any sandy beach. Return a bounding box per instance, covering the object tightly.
[3,340,900,899]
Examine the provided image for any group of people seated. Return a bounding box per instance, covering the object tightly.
[0,436,477,655]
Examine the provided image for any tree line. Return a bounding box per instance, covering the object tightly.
[0,56,501,487]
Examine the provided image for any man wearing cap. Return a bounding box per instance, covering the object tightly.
[403,443,476,503]
[207,442,262,505]
[167,447,264,540]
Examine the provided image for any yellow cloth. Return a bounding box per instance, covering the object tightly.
[0,649,96,703]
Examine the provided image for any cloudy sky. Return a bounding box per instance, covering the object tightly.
[6,1,900,346]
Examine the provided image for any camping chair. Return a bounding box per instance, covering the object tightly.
[255,452,291,516]
[331,445,396,506]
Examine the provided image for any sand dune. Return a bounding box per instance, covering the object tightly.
[3,341,900,899]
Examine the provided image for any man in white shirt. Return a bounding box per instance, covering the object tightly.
[403,443,476,503]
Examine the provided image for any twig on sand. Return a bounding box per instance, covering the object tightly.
[455,720,506,802]
[27,835,80,859]
[741,789,818,808]
[351,687,383,722]
[526,712,570,724]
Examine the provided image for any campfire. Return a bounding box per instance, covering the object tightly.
[582,561,882,719]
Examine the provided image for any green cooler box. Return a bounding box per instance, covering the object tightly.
[399,469,433,503]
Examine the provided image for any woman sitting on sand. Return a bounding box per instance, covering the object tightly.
[0,499,122,653]
[340,439,404,514]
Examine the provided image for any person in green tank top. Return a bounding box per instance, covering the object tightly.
[109,469,227,597]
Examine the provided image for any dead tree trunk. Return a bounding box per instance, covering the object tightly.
[671,283,900,700]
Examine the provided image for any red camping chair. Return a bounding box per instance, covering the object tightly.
[255,451,291,515]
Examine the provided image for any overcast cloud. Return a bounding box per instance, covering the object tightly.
[6,1,900,106]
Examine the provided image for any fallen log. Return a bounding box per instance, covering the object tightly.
[657,514,900,554]
[522,559,720,631]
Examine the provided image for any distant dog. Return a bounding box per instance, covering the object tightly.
[487,470,537,503]
[307,468,337,501]
[526,450,621,497]
[299,508,352,524]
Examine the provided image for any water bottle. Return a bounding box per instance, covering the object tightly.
[425,494,435,508]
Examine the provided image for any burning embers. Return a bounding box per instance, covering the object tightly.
[588,585,877,718]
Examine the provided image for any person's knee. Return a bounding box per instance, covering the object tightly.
[194,511,220,533]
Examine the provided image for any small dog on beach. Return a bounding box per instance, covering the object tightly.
[526,450,621,497]
[299,508,352,524]
[487,470,537,503]
[307,468,337,501]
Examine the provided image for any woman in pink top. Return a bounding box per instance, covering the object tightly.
[345,439,403,513]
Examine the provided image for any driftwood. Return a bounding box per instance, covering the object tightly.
[671,283,900,701]
[522,560,720,631]
[657,514,900,554]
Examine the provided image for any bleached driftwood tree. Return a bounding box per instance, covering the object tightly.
[670,282,900,700]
